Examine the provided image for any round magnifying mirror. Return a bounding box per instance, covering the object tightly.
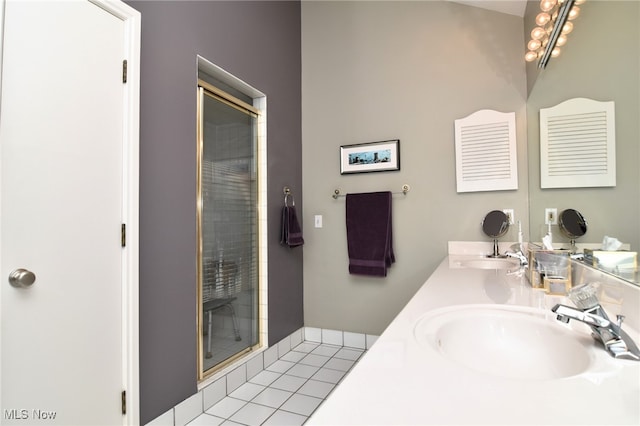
[559,209,587,254]
[559,209,587,239]
[482,210,510,257]
[482,210,510,238]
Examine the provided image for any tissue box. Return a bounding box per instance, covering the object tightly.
[527,249,572,293]
[583,249,638,273]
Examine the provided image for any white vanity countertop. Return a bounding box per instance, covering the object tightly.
[307,254,640,425]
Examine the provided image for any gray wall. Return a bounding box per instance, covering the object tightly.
[301,1,529,335]
[125,1,302,423]
[526,1,640,250]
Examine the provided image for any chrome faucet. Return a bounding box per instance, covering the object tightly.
[505,250,528,266]
[504,243,528,267]
[552,303,640,361]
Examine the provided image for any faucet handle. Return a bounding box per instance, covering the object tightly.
[616,314,625,328]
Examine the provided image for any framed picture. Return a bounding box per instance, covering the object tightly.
[340,139,400,174]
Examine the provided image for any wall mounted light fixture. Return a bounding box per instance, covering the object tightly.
[525,0,584,69]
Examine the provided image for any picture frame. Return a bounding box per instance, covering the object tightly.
[340,139,400,174]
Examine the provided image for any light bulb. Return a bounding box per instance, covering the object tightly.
[568,6,580,20]
[540,0,557,13]
[536,12,551,26]
[551,47,561,58]
[528,39,542,50]
[562,21,574,34]
[531,27,546,40]
[556,34,568,46]
[525,51,538,62]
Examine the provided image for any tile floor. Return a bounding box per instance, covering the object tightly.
[187,341,366,425]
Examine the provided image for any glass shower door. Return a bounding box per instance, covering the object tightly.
[197,83,261,378]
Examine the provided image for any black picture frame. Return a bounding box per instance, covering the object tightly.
[339,139,400,174]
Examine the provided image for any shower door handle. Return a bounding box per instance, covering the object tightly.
[8,268,36,288]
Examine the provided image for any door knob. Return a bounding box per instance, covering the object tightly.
[8,268,36,288]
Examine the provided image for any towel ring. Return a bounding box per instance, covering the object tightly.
[283,186,295,207]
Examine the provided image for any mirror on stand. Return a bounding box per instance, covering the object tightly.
[482,210,510,258]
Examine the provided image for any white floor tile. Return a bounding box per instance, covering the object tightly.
[220,420,246,426]
[205,397,246,419]
[324,357,355,372]
[269,374,306,392]
[265,359,295,374]
[334,347,364,361]
[310,344,340,357]
[311,367,346,384]
[262,409,307,426]
[187,413,226,425]
[291,342,318,353]
[297,379,335,399]
[286,363,320,379]
[251,387,293,408]
[280,393,323,416]
[189,339,368,426]
[248,370,281,387]
[229,402,276,426]
[299,353,329,367]
[229,382,265,401]
[280,351,306,363]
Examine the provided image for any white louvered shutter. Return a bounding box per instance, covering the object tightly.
[540,98,616,188]
[454,110,518,193]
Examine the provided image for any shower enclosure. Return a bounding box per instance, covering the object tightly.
[197,80,261,378]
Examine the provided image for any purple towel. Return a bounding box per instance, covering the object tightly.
[280,205,304,248]
[346,191,395,277]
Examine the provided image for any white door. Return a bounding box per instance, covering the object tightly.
[0,1,139,424]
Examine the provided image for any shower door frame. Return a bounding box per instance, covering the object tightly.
[196,79,265,381]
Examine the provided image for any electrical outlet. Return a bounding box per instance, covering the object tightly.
[545,208,557,225]
[503,209,514,225]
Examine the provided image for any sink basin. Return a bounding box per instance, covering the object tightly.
[456,258,519,270]
[414,305,592,380]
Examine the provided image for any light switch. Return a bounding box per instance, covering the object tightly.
[314,215,323,228]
